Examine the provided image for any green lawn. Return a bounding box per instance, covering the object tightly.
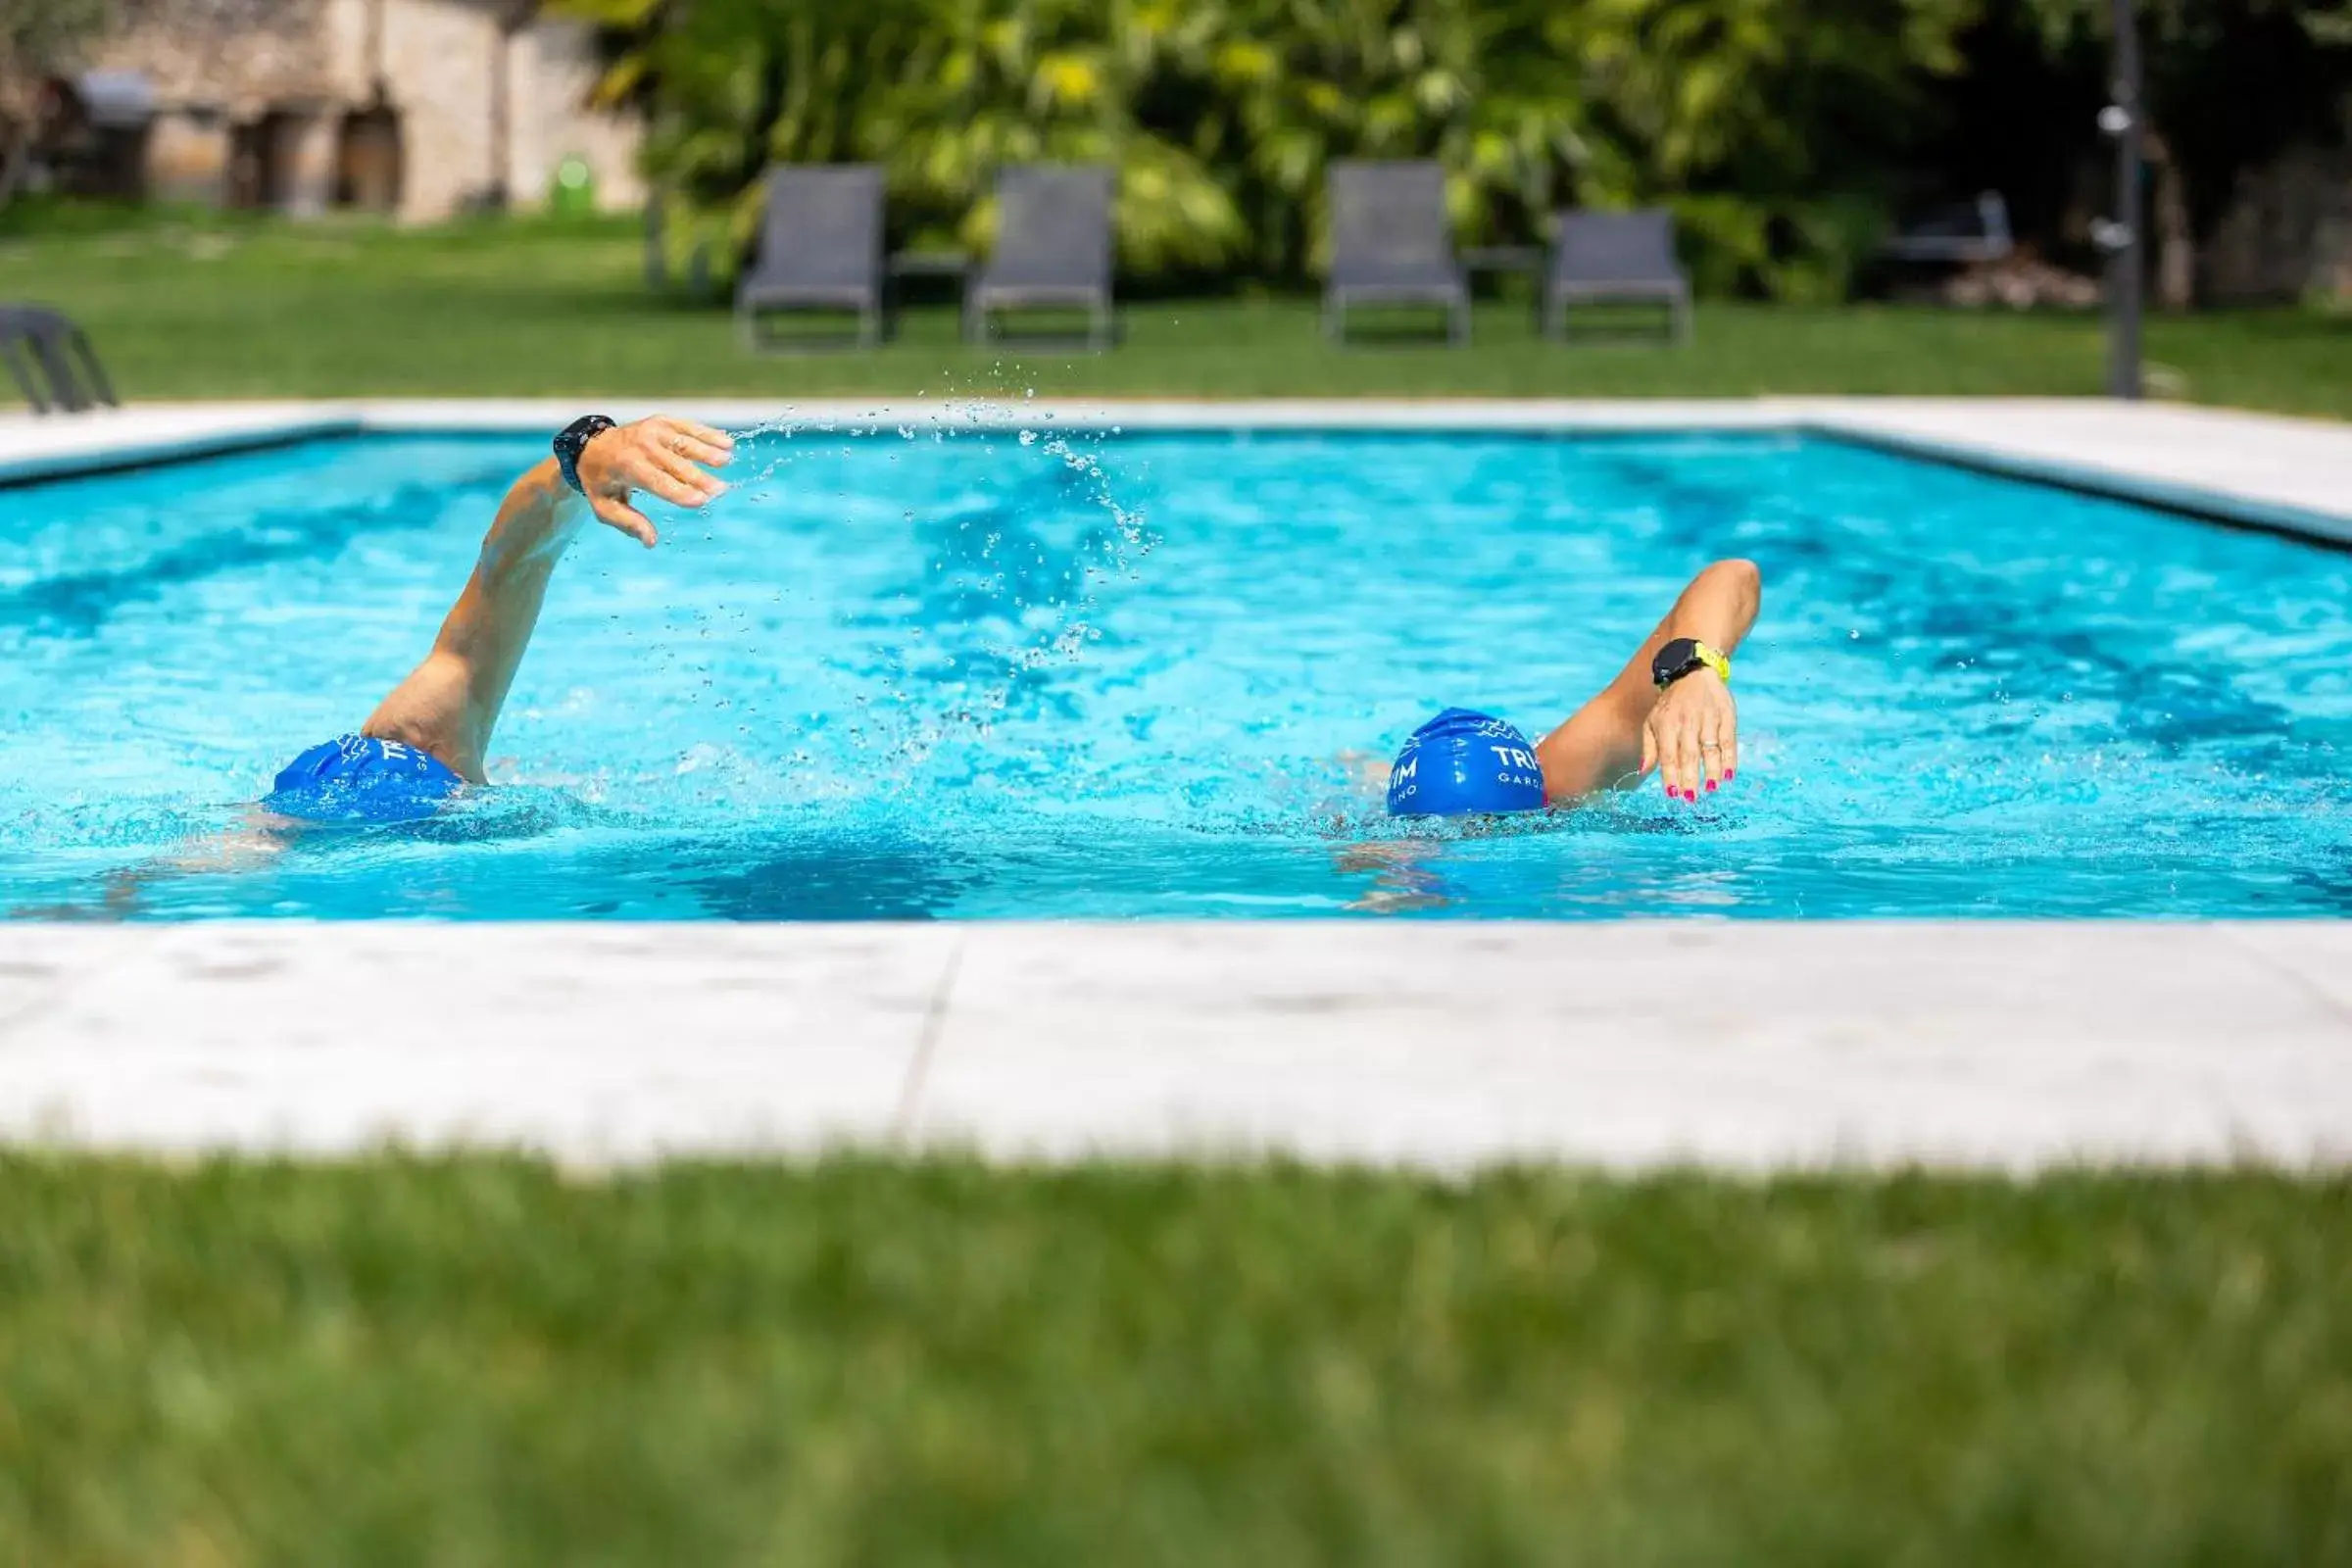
[1,214,2347,415]
[7,218,2350,1565]
[3,1152,2348,1565]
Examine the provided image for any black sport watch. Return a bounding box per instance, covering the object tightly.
[1651,636,1732,690]
[554,415,618,494]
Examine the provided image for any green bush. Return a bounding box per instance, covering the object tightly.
[557,0,1979,299]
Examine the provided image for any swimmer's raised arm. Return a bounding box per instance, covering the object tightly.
[1535,558,1761,805]
[363,416,733,782]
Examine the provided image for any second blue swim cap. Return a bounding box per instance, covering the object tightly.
[1387,709,1547,816]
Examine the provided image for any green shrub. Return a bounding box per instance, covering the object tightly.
[557,0,1979,299]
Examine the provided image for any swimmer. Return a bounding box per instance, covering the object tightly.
[265,414,733,822]
[30,415,734,914]
[1379,558,1761,816]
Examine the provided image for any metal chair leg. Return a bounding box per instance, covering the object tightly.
[0,340,50,414]
[32,337,87,412]
[72,332,118,406]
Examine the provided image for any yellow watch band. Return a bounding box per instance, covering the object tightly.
[1693,642,1732,684]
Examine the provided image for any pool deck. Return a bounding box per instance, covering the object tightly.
[5,921,2350,1170]
[4,397,2350,1171]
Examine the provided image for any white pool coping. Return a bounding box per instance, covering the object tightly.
[4,921,2349,1171]
[3,397,2349,1171]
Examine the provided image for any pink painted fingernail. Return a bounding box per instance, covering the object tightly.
[1705,779,1717,792]
[1665,786,1679,800]
[1725,769,1737,781]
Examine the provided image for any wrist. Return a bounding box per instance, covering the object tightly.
[1651,636,1731,691]
[553,415,618,495]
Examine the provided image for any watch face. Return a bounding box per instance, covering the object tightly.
[1652,636,1700,685]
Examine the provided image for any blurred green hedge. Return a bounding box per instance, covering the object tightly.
[560,0,1984,300]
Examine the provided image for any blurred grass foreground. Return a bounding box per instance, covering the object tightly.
[3,1152,2349,1565]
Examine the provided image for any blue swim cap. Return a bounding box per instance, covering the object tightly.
[1387,709,1547,816]
[265,734,464,824]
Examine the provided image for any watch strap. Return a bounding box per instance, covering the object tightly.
[554,415,617,495]
[1652,636,1732,689]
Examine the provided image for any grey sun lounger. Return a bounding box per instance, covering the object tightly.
[0,304,119,414]
[1323,160,1470,345]
[1544,209,1691,343]
[1883,191,2015,265]
[965,165,1116,348]
[736,165,887,352]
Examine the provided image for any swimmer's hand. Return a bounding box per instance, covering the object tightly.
[1641,666,1738,802]
[575,416,735,548]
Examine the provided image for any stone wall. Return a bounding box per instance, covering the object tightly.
[95,0,336,114]
[82,0,644,222]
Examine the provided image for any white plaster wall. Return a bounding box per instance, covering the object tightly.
[377,0,502,220]
[510,19,646,215]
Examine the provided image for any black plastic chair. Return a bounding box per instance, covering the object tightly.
[0,305,119,414]
[736,166,887,352]
[1544,210,1691,344]
[965,165,1116,349]
[1323,161,1470,346]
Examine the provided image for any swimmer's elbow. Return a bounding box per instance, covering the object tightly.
[1709,558,1762,619]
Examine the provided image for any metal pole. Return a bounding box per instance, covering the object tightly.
[2100,0,2144,399]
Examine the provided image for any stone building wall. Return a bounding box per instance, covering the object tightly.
[96,0,338,114]
[375,0,505,218]
[82,0,643,222]
[510,19,644,215]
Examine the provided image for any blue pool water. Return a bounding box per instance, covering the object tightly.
[1,424,2346,919]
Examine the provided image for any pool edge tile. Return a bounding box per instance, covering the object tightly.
[0,921,958,1164]
[909,921,2352,1172]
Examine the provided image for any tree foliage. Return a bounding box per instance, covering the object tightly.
[2008,0,2351,305]
[558,0,1984,298]
[0,0,116,207]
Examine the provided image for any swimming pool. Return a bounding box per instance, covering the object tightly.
[1,423,2346,919]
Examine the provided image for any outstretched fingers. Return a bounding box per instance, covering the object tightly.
[576,417,736,531]
[649,450,726,506]
[656,418,736,467]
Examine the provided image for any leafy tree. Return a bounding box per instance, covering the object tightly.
[0,0,116,209]
[557,0,1986,297]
